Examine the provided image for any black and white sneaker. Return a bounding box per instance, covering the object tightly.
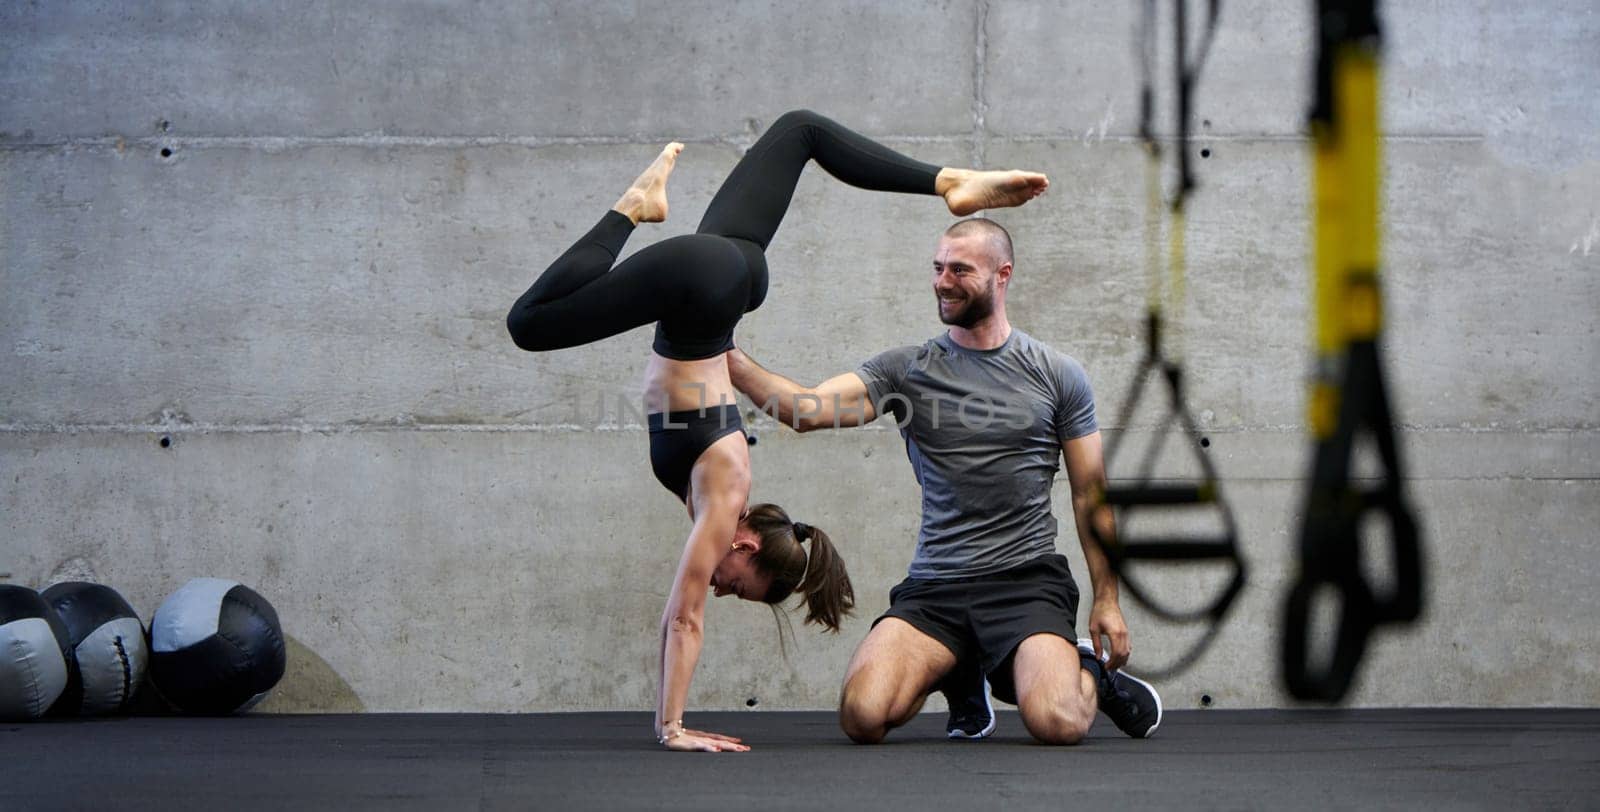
[941,666,996,740]
[1078,639,1163,739]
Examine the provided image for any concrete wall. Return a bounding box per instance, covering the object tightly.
[3,1,1595,712]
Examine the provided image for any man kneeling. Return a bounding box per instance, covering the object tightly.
[729,218,1162,743]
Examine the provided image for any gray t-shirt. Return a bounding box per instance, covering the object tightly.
[856,329,1097,579]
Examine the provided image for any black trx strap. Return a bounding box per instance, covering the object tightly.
[1281,0,1425,702]
[1091,0,1245,678]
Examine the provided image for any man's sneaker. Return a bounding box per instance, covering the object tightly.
[1078,639,1163,739]
[940,665,996,740]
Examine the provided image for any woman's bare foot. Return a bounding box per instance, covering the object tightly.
[937,168,1050,216]
[614,142,685,225]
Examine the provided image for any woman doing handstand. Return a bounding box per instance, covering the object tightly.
[507,110,1048,751]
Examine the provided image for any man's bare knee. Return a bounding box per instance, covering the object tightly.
[836,618,953,744]
[839,680,890,744]
[1010,633,1097,745]
[840,706,888,744]
[1019,702,1092,745]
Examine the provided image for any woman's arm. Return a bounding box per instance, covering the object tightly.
[654,434,752,752]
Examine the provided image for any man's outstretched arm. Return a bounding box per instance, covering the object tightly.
[1063,430,1132,672]
[726,348,877,432]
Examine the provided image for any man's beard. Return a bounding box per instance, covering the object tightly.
[937,280,997,328]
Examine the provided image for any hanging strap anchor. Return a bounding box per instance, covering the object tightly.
[1089,0,1245,679]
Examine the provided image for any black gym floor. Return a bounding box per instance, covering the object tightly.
[7,709,1597,810]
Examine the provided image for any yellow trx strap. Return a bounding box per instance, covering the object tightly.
[1283,1,1425,703]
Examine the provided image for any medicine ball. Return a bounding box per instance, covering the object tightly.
[42,581,149,715]
[0,584,73,719]
[149,578,286,715]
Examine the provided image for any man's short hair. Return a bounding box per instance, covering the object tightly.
[943,218,1014,268]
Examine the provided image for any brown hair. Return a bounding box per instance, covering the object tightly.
[743,503,854,632]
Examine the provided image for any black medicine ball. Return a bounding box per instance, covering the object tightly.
[0,584,73,719]
[42,581,149,715]
[149,578,287,715]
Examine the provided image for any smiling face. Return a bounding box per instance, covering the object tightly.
[932,232,1005,328]
[709,524,775,603]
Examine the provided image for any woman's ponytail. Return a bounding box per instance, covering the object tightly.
[746,504,855,632]
[794,524,854,632]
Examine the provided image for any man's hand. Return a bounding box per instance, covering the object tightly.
[724,347,875,431]
[725,347,752,380]
[1087,598,1131,672]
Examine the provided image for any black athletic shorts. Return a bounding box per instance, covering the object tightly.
[876,553,1079,704]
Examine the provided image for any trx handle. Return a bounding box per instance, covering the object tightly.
[1103,484,1217,506]
[1104,482,1240,565]
[1091,315,1248,633]
[1335,342,1422,624]
[1284,344,1423,701]
[1283,570,1372,704]
[1090,496,1246,679]
[1094,484,1247,627]
[1092,471,1247,679]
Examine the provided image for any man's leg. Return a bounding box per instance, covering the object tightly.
[838,618,957,744]
[1006,633,1164,743]
[971,553,1159,744]
[1011,633,1099,745]
[939,660,997,739]
[1077,638,1164,739]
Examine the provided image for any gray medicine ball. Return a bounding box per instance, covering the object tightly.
[0,584,73,719]
[149,578,286,715]
[42,581,149,715]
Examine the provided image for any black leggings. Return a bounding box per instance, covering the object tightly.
[506,110,943,360]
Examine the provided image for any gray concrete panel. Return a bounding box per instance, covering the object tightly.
[984,0,1600,168]
[1,138,968,427]
[984,139,1599,431]
[1,0,978,141]
[10,137,1590,431]
[4,428,1595,710]
[2,429,918,711]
